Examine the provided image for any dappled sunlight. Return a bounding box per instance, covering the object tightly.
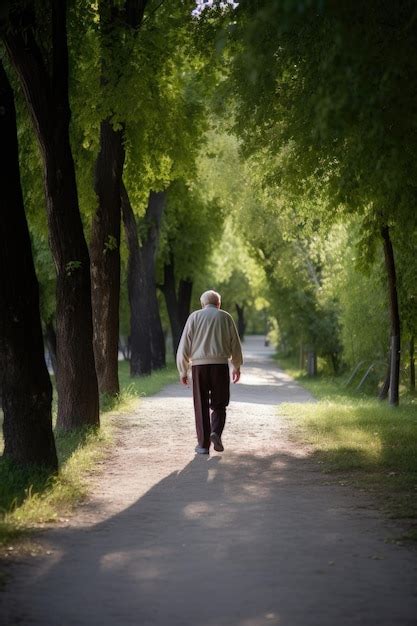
[282,397,417,473]
[13,449,307,624]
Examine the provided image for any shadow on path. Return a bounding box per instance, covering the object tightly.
[2,449,417,626]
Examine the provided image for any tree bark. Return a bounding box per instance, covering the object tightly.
[44,320,58,377]
[178,279,193,329]
[3,1,99,430]
[0,60,57,469]
[235,303,246,340]
[141,191,166,370]
[381,225,401,406]
[91,118,124,396]
[378,357,390,400]
[121,182,152,375]
[410,336,415,392]
[90,0,149,393]
[307,351,317,377]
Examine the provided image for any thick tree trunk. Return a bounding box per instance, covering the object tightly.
[0,60,57,469]
[3,1,99,431]
[161,259,182,356]
[381,225,401,406]
[91,119,124,396]
[44,320,58,377]
[235,303,246,340]
[410,337,415,392]
[121,182,152,375]
[142,191,166,370]
[178,279,193,329]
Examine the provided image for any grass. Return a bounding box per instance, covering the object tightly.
[276,355,417,540]
[0,361,178,548]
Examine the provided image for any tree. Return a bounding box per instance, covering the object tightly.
[0,59,57,469]
[2,0,99,429]
[122,187,168,374]
[158,178,225,355]
[89,0,148,394]
[216,0,417,403]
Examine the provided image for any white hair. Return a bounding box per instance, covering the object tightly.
[200,290,221,307]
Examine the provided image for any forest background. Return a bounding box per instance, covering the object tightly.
[1,0,417,538]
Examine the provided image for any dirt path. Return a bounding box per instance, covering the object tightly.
[1,336,416,626]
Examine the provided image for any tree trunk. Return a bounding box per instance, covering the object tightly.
[410,336,415,393]
[44,320,58,377]
[141,191,166,370]
[160,258,182,357]
[330,352,339,375]
[121,182,152,375]
[307,351,317,377]
[90,0,148,394]
[3,1,99,431]
[0,60,57,469]
[379,357,391,400]
[91,119,124,396]
[235,303,246,340]
[178,279,193,329]
[381,225,401,406]
[299,342,304,369]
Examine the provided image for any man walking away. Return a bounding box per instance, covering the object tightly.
[177,290,243,455]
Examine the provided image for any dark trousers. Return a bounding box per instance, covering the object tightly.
[192,364,230,448]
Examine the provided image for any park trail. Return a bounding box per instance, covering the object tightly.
[1,336,417,626]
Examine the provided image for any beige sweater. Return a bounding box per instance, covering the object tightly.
[176,305,243,377]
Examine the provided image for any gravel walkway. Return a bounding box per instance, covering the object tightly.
[1,336,416,625]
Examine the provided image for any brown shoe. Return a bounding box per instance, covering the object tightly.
[210,432,224,452]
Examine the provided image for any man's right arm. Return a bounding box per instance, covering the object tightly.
[176,317,192,384]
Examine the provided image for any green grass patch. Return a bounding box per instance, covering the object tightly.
[0,361,177,548]
[117,361,178,403]
[277,357,417,538]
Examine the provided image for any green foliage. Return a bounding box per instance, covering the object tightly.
[158,178,225,284]
[65,260,82,276]
[69,0,216,223]
[319,223,389,370]
[194,1,417,382]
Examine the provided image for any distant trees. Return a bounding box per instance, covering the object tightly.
[211,0,417,404]
[158,179,225,355]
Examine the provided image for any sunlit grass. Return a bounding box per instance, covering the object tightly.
[0,361,177,547]
[278,357,417,539]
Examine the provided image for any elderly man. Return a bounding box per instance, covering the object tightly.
[176,290,243,455]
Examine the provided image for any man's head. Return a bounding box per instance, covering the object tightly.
[200,290,221,309]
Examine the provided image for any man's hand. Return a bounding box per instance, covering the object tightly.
[232,368,241,383]
[180,375,189,386]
